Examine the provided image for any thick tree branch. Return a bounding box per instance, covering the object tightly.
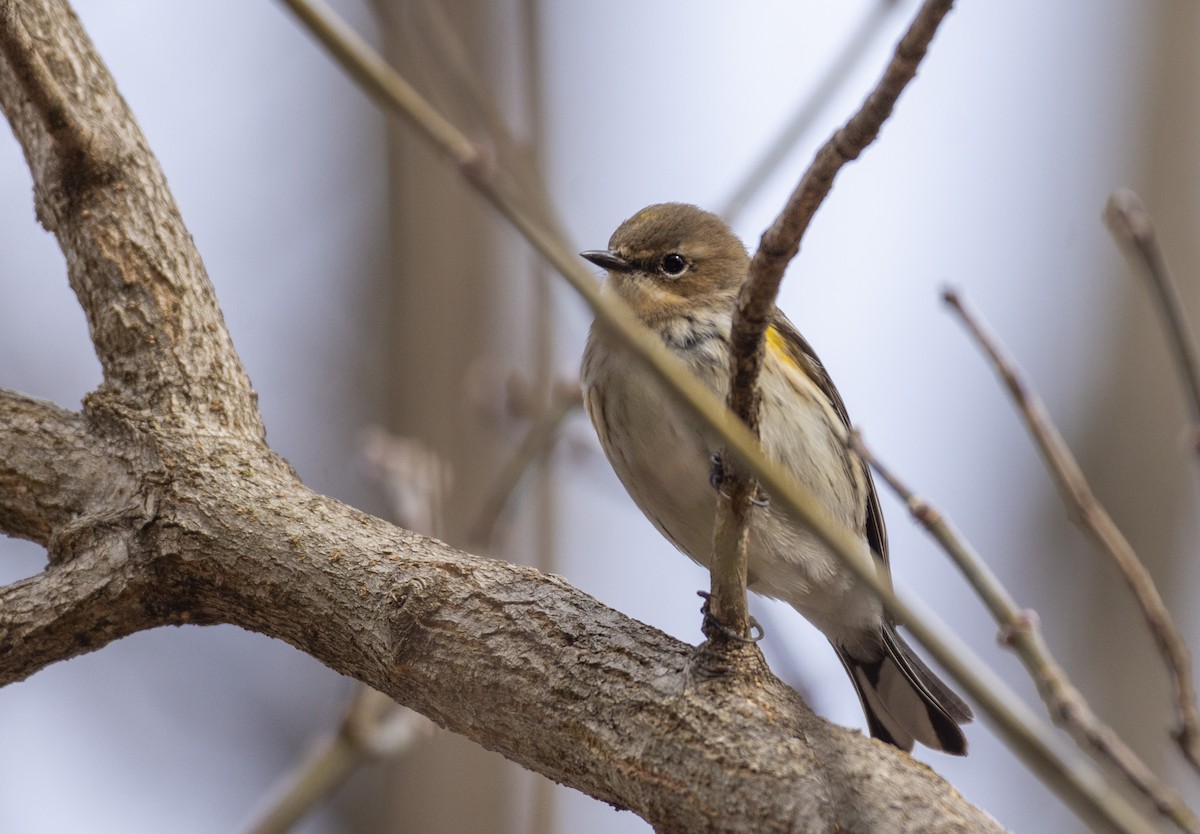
[0,2,1011,829]
[3,426,1005,833]
[0,1,1165,832]
[0,1,261,438]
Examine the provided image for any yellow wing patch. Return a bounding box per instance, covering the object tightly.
[766,324,809,379]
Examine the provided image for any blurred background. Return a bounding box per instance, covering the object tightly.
[1,0,1198,831]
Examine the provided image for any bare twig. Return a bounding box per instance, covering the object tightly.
[242,688,433,834]
[732,0,955,386]
[360,429,453,541]
[711,0,954,648]
[719,0,903,222]
[1104,188,1200,456]
[705,472,756,640]
[276,3,1163,830]
[945,287,1200,774]
[850,431,1200,834]
[400,0,569,245]
[467,385,580,550]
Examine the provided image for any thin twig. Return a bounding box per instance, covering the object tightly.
[242,688,433,834]
[705,471,756,640]
[731,0,955,395]
[360,429,453,541]
[719,0,903,223]
[712,0,955,648]
[850,431,1200,834]
[404,0,570,245]
[945,287,1200,775]
[467,385,580,549]
[276,4,1164,831]
[1104,188,1200,457]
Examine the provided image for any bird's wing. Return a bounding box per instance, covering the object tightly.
[766,311,889,567]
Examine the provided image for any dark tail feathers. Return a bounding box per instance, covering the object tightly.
[836,625,973,755]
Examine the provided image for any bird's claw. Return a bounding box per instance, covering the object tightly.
[709,453,770,508]
[697,591,765,643]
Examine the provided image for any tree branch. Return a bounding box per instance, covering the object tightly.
[945,287,1200,776]
[5,430,1008,833]
[0,527,163,677]
[243,689,432,834]
[467,383,579,550]
[0,1,262,438]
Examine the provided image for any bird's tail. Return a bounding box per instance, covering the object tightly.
[836,625,973,755]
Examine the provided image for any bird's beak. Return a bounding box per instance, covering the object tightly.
[580,250,631,273]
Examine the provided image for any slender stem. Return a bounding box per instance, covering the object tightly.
[706,470,755,639]
[731,0,955,403]
[713,0,956,643]
[242,688,430,834]
[467,388,579,549]
[945,287,1200,776]
[276,3,1163,831]
[851,432,1200,834]
[719,0,903,222]
[1105,188,1200,457]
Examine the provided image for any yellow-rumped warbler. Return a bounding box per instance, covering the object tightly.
[580,203,972,755]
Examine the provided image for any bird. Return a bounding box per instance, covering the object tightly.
[579,202,972,755]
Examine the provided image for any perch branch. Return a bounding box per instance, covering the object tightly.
[945,287,1200,775]
[0,0,1034,830]
[712,0,955,636]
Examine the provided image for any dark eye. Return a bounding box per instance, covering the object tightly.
[660,253,687,277]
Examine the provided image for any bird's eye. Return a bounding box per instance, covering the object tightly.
[660,253,687,277]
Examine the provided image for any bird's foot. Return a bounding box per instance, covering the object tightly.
[697,591,764,643]
[708,453,770,507]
